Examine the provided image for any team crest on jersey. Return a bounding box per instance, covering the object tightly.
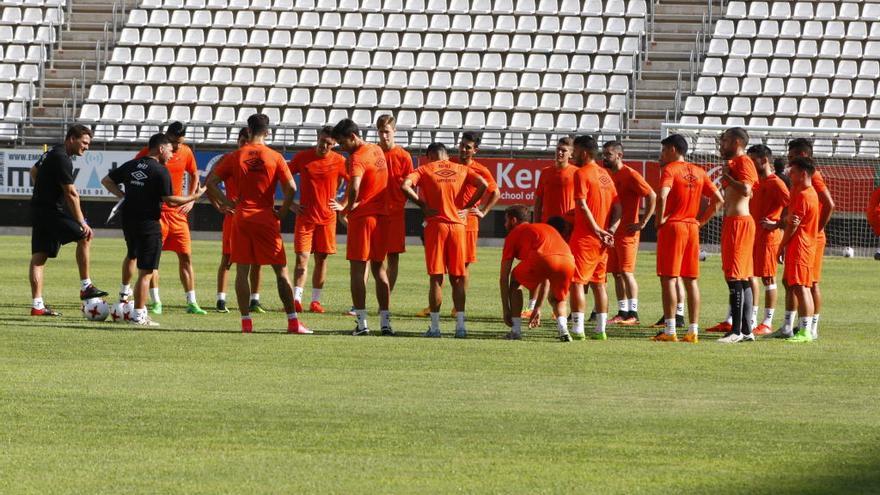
[131,170,148,181]
[683,171,698,188]
[244,157,264,171]
[599,174,613,187]
[435,168,457,178]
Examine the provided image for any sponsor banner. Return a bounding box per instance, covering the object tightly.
[0,148,135,198]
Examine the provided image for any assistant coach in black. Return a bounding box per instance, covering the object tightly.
[102,133,206,326]
[29,124,108,316]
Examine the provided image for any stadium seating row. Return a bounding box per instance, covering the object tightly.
[0,5,63,25]
[726,1,880,21]
[695,76,880,98]
[134,0,647,17]
[701,58,880,79]
[0,81,34,100]
[124,9,643,34]
[0,25,56,45]
[684,95,880,118]
[705,39,880,60]
[715,18,880,40]
[99,64,631,91]
[0,63,40,82]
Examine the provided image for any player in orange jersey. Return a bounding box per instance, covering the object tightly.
[456,132,500,266]
[375,114,415,293]
[214,127,263,313]
[206,114,309,335]
[777,157,821,343]
[868,185,880,260]
[526,137,577,316]
[499,206,575,342]
[713,128,760,344]
[652,135,723,343]
[602,140,656,326]
[401,143,487,338]
[288,126,348,314]
[126,121,206,315]
[331,119,394,336]
[782,138,835,338]
[568,135,621,341]
[746,145,790,335]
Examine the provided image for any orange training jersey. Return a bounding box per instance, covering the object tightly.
[348,143,388,219]
[611,165,653,233]
[787,184,820,257]
[535,163,577,223]
[213,143,292,223]
[572,160,618,237]
[455,158,498,232]
[384,145,414,215]
[750,174,790,225]
[288,148,347,225]
[406,159,478,225]
[136,143,197,211]
[502,223,572,261]
[722,154,759,189]
[660,161,718,224]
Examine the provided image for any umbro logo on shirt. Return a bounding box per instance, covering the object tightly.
[435,168,457,178]
[244,157,264,171]
[131,171,148,181]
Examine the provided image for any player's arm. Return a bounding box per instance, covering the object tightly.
[205,172,234,213]
[533,194,543,223]
[29,164,37,185]
[401,176,438,218]
[722,173,752,197]
[654,186,669,230]
[499,258,515,327]
[475,185,500,218]
[276,178,296,221]
[162,186,206,207]
[462,175,488,210]
[698,189,724,227]
[177,154,200,215]
[101,175,125,199]
[576,198,610,240]
[817,188,835,231]
[638,189,657,230]
[607,201,622,236]
[61,183,92,240]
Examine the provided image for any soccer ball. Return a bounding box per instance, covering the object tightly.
[843,246,855,258]
[699,250,708,262]
[82,298,110,321]
[110,301,134,322]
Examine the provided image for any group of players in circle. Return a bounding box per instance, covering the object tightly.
[27,115,880,342]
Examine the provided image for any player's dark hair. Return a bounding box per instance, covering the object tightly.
[747,144,772,160]
[573,135,599,159]
[722,127,750,146]
[247,113,270,137]
[165,121,186,138]
[332,118,360,140]
[788,138,813,156]
[774,157,787,175]
[148,133,170,150]
[237,127,251,143]
[461,131,481,147]
[505,205,530,223]
[65,124,93,140]
[661,134,689,156]
[790,156,816,175]
[603,140,623,151]
[557,136,573,147]
[376,114,396,129]
[546,216,567,235]
[425,142,447,157]
[319,125,334,137]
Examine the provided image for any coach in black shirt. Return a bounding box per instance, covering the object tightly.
[102,133,205,326]
[29,124,108,316]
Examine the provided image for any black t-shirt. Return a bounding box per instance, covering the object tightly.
[31,144,75,212]
[108,156,172,231]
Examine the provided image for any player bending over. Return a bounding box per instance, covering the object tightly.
[102,133,206,326]
[777,157,821,343]
[206,114,308,334]
[401,143,487,338]
[29,124,108,316]
[499,207,575,342]
[652,134,722,343]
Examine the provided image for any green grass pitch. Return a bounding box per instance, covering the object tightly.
[1,235,879,494]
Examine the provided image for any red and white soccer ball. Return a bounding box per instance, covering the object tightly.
[110,301,135,322]
[82,298,110,321]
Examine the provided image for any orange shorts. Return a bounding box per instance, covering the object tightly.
[221,214,235,256]
[569,233,607,284]
[464,229,478,264]
[295,217,336,254]
[346,214,387,262]
[512,253,575,301]
[752,230,781,279]
[382,210,406,254]
[812,230,826,284]
[231,215,286,266]
[160,209,191,254]
[607,232,639,274]
[784,246,814,287]
[423,221,466,276]
[656,221,700,278]
[721,215,755,280]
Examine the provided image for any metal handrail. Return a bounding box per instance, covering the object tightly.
[70,79,78,119]
[649,0,656,43]
[66,0,72,31]
[38,44,45,107]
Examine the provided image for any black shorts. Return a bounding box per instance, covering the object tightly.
[123,222,163,271]
[31,208,86,258]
